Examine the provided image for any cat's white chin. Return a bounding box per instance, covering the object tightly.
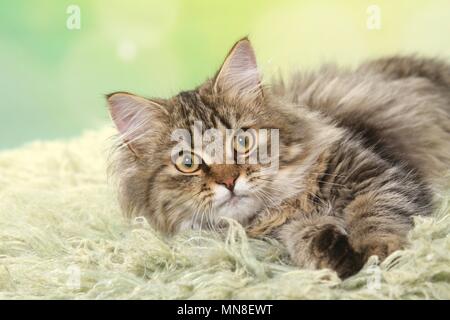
[214,194,262,224]
[212,179,262,226]
[179,178,264,232]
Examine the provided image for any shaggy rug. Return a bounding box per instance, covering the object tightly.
[0,127,449,299]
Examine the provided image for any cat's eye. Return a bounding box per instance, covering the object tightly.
[174,152,202,174]
[233,129,256,156]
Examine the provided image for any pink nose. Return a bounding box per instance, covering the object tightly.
[217,176,237,191]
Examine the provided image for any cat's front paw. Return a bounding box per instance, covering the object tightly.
[311,225,364,279]
[358,234,405,262]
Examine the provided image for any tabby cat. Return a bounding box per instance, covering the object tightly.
[107,38,450,278]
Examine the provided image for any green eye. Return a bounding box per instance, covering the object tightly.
[175,152,201,174]
[233,130,256,155]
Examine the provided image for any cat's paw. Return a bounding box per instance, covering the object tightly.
[359,235,405,262]
[312,225,364,279]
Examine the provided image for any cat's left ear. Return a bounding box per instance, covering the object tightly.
[213,37,262,97]
[107,92,169,157]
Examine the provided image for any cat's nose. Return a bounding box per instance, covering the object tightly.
[217,175,238,192]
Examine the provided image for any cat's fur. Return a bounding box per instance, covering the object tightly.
[107,38,450,278]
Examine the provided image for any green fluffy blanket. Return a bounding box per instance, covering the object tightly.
[0,128,449,299]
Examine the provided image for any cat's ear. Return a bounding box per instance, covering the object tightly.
[107,92,168,156]
[213,37,262,96]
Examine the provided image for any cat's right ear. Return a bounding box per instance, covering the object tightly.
[106,92,168,156]
[213,37,262,97]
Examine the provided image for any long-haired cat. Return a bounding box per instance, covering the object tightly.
[107,38,450,278]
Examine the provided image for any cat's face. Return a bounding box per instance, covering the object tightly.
[108,38,336,233]
[149,91,277,231]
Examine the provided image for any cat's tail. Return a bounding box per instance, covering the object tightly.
[358,55,450,89]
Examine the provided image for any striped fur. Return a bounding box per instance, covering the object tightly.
[108,39,450,278]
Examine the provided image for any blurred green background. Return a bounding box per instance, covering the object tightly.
[1,0,449,149]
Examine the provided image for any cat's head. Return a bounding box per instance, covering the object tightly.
[107,38,340,233]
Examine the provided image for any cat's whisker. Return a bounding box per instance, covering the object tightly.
[253,188,285,211]
[189,198,205,232]
[308,179,348,188]
[309,171,349,179]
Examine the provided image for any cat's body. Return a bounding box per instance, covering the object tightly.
[249,56,450,276]
[108,39,450,278]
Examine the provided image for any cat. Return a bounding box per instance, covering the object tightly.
[107,38,450,278]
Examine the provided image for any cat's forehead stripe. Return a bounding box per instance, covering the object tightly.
[176,90,231,130]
